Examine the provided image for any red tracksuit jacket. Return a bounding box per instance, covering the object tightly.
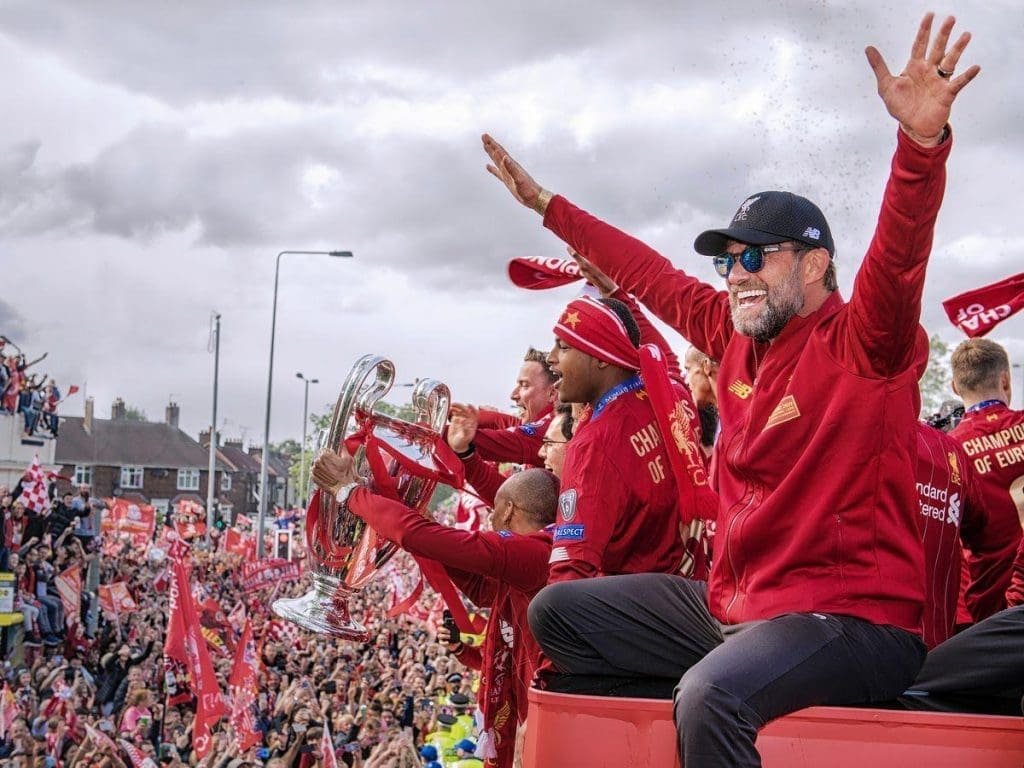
[950,402,1024,617]
[543,129,952,632]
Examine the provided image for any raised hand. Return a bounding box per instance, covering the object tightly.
[481,134,551,214]
[865,13,980,146]
[447,403,479,454]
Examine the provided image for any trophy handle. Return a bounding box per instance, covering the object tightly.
[411,378,451,431]
[326,354,395,453]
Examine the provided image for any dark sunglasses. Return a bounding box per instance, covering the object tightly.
[712,244,810,278]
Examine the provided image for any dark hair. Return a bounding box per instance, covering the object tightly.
[555,402,574,441]
[524,347,558,385]
[597,298,641,347]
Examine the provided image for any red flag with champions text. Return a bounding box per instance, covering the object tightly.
[943,272,1024,338]
[165,558,228,759]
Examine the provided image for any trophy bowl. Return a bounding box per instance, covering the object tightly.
[272,354,451,639]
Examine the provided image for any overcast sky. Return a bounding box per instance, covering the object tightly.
[1,1,1021,445]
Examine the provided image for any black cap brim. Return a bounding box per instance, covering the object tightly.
[693,227,788,256]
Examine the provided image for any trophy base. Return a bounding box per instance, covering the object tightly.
[272,575,368,640]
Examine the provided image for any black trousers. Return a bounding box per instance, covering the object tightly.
[902,604,1024,715]
[529,574,926,768]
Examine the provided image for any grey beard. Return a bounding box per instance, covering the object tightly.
[732,300,797,343]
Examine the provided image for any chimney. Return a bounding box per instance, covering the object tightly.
[111,397,126,421]
[199,428,219,448]
[165,401,180,429]
[225,438,243,448]
[84,397,94,435]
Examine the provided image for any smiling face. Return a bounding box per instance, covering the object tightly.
[726,241,807,343]
[510,361,555,422]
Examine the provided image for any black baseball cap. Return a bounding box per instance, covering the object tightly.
[694,191,834,257]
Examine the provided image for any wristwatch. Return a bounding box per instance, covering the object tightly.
[334,482,359,511]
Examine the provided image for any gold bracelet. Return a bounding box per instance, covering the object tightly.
[533,188,553,216]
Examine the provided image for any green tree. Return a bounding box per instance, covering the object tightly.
[920,334,954,417]
[124,405,148,421]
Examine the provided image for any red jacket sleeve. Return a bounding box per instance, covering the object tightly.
[473,424,545,466]
[477,409,521,430]
[348,489,550,594]
[543,195,733,362]
[461,452,505,509]
[838,129,951,376]
[453,643,483,671]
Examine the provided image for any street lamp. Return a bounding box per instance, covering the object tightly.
[258,250,353,558]
[296,372,319,508]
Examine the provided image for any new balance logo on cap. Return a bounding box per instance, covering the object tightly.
[802,227,821,240]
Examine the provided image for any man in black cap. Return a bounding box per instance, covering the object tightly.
[481,13,979,768]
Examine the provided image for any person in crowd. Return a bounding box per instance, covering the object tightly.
[482,13,978,767]
[311,446,556,768]
[946,338,1024,621]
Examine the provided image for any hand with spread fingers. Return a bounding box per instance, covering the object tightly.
[865,12,981,147]
[311,449,359,497]
[481,133,552,214]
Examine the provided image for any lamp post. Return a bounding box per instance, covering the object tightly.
[296,372,318,508]
[257,250,353,558]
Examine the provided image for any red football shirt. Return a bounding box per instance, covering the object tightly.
[915,423,992,647]
[548,377,683,582]
[948,401,1024,622]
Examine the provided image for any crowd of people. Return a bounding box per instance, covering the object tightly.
[0,484,487,768]
[0,337,70,439]
[4,10,1024,768]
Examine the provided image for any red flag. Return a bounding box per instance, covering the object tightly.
[55,565,82,628]
[507,256,583,290]
[17,454,49,513]
[165,559,228,758]
[98,582,138,619]
[228,620,262,752]
[119,738,158,768]
[943,272,1024,338]
[67,385,80,396]
[321,718,339,768]
[454,490,487,532]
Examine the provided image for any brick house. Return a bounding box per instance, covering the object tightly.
[55,398,234,519]
[200,436,293,521]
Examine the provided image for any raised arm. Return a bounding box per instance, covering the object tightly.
[481,134,731,360]
[844,14,979,374]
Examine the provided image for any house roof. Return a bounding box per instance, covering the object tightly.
[216,442,289,480]
[56,416,228,470]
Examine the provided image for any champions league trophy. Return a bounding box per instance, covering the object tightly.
[272,354,458,639]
